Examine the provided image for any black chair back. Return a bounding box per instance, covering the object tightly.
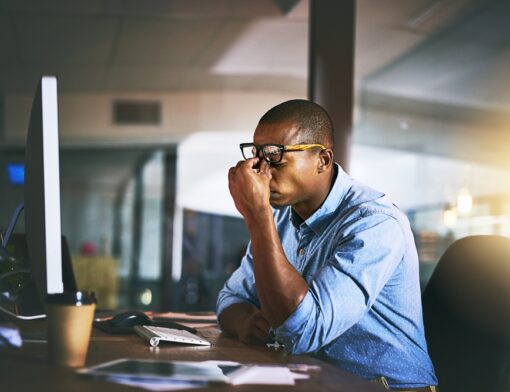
[422,235,510,392]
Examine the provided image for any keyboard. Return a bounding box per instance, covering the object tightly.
[134,325,211,347]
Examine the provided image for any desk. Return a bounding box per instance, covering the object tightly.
[0,320,385,392]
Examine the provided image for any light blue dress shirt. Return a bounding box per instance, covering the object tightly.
[217,164,437,388]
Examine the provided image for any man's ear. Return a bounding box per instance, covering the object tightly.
[317,149,334,173]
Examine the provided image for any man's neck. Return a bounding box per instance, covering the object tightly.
[292,166,337,221]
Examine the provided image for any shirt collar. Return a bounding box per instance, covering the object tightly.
[290,163,352,235]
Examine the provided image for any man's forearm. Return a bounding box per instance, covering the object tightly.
[246,208,309,327]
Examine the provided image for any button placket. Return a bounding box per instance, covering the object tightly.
[296,245,306,271]
[297,227,311,270]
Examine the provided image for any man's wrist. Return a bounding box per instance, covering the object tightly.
[244,206,274,232]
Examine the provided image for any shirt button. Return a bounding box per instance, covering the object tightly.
[299,248,305,256]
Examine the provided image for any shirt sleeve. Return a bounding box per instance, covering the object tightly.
[274,212,406,354]
[216,242,260,317]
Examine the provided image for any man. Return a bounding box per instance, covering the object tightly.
[217,99,438,390]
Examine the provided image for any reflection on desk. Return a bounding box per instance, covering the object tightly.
[0,319,386,391]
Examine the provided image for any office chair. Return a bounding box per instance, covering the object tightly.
[422,235,510,392]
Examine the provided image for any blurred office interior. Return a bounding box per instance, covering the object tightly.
[1,0,510,311]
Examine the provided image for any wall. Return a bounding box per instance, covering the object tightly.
[3,90,299,145]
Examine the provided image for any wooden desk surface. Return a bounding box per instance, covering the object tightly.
[0,320,385,392]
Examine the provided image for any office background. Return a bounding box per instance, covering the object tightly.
[2,0,510,311]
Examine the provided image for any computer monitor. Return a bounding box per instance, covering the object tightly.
[0,76,75,320]
[24,76,64,297]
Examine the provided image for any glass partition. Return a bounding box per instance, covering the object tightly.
[0,146,174,310]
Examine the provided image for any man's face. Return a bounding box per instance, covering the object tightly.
[253,121,323,209]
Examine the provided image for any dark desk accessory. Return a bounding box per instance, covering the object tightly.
[0,245,32,320]
[94,310,197,335]
[0,232,77,320]
[0,244,31,295]
[109,310,151,328]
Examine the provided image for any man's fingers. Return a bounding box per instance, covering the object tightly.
[228,166,236,184]
[234,157,259,169]
[238,311,273,346]
[249,157,260,168]
[244,312,271,344]
[251,326,271,344]
[252,314,271,344]
[239,322,269,345]
[254,313,271,333]
[241,333,267,346]
[229,159,260,184]
[258,159,272,179]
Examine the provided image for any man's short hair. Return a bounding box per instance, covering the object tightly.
[258,99,334,148]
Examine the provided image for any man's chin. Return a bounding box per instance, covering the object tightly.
[269,192,288,207]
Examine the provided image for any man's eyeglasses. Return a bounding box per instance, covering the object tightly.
[240,143,326,164]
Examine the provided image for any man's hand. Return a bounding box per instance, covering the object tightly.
[228,158,272,219]
[218,303,271,346]
[237,309,272,345]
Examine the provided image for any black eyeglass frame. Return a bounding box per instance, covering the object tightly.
[239,143,326,163]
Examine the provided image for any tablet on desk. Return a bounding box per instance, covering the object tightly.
[79,358,243,383]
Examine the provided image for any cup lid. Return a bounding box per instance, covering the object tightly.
[45,291,97,305]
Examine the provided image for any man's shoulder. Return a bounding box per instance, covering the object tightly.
[336,180,414,246]
[341,179,401,219]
